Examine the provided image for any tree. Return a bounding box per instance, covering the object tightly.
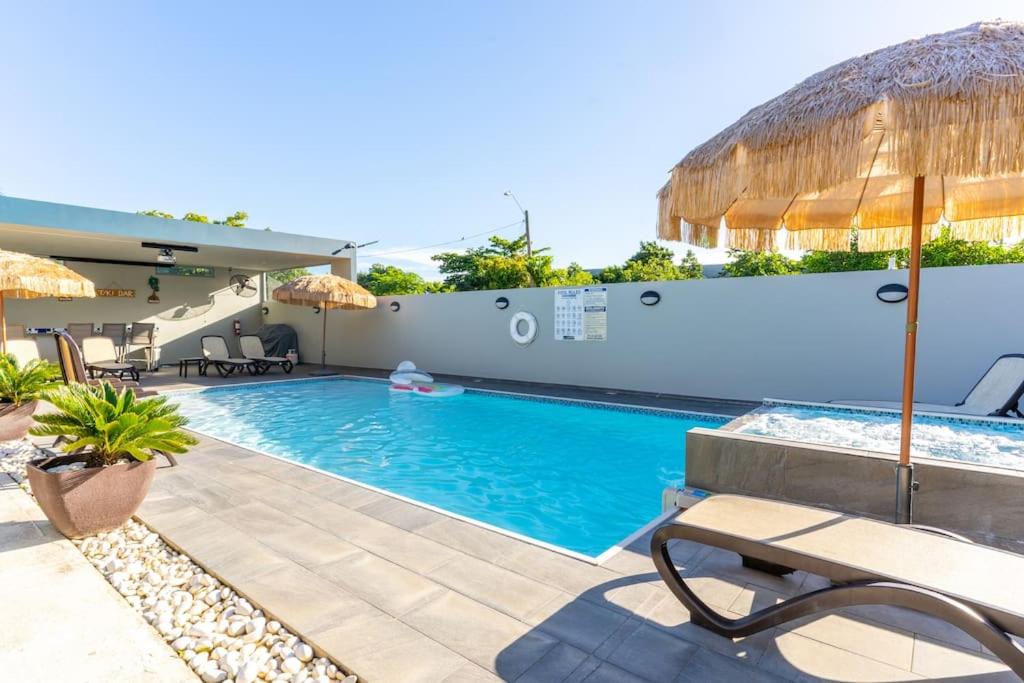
[138,209,174,219]
[600,241,704,282]
[358,263,428,295]
[267,267,311,284]
[431,234,597,291]
[181,212,210,224]
[215,211,248,228]
[720,249,799,277]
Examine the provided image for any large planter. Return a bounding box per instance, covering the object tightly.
[27,453,157,539]
[0,400,39,441]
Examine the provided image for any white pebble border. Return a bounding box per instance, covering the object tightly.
[0,440,357,683]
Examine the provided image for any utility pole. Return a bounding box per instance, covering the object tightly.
[524,209,532,257]
[504,190,531,257]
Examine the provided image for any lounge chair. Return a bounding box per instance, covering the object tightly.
[201,336,256,377]
[81,336,140,382]
[66,323,95,346]
[52,331,154,396]
[128,322,157,371]
[100,322,127,360]
[650,494,1024,675]
[833,353,1024,418]
[239,335,293,375]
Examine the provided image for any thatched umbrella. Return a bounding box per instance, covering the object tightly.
[0,250,96,354]
[657,20,1024,522]
[271,274,377,375]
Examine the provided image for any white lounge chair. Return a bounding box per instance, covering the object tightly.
[239,335,293,374]
[201,336,256,377]
[82,336,140,382]
[833,354,1024,418]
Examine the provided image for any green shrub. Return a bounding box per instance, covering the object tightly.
[31,383,197,467]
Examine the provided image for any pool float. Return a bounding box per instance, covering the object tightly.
[389,361,465,398]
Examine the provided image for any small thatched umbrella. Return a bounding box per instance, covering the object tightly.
[657,21,1024,522]
[271,274,376,375]
[0,250,96,354]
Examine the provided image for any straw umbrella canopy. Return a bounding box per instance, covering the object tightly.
[656,20,1024,523]
[0,250,96,354]
[271,274,376,375]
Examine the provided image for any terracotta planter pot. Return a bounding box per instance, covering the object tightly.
[0,400,39,441]
[27,454,157,539]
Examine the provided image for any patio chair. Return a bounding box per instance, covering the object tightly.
[239,334,293,375]
[66,323,95,346]
[4,339,42,365]
[100,323,127,361]
[52,331,155,396]
[833,353,1024,417]
[201,335,256,377]
[127,322,157,371]
[81,336,140,382]
[650,494,1024,676]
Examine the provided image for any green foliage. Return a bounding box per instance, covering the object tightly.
[138,209,174,219]
[600,242,703,283]
[0,355,61,406]
[432,235,599,291]
[424,280,455,293]
[719,249,800,277]
[215,211,248,228]
[31,383,198,467]
[358,263,428,295]
[724,228,1024,277]
[181,212,210,224]
[267,267,312,284]
[547,262,596,287]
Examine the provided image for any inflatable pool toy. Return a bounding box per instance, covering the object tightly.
[389,361,465,398]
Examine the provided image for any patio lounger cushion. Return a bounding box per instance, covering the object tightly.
[651,495,1024,675]
[833,354,1024,417]
[201,336,256,377]
[239,335,293,374]
[52,331,154,396]
[81,337,139,382]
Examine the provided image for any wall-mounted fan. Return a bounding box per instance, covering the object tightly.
[229,274,258,298]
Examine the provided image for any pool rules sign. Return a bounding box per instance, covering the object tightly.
[554,287,607,341]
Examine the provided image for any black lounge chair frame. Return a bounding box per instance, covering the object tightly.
[200,335,258,378]
[651,501,1024,677]
[87,362,140,382]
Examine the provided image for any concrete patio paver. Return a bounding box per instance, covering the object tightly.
[78,367,1017,682]
[0,473,195,683]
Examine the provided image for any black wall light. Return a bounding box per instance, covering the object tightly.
[390,301,401,312]
[495,296,509,310]
[313,305,321,314]
[640,290,661,306]
[876,283,909,304]
[261,306,269,315]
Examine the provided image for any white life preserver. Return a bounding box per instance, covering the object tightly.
[509,311,538,346]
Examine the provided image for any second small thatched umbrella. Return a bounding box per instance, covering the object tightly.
[0,250,96,354]
[271,274,377,376]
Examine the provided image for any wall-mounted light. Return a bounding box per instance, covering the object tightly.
[261,306,269,315]
[495,296,509,310]
[390,301,401,312]
[876,283,909,304]
[640,290,661,306]
[313,305,321,314]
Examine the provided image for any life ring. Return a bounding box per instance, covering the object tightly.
[510,311,538,346]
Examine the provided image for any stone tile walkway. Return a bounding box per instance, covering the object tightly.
[0,472,195,682]
[135,434,1017,682]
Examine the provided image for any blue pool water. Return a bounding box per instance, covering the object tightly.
[170,379,725,556]
[737,403,1024,469]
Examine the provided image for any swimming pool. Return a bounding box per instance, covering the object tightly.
[735,401,1024,469]
[169,378,726,558]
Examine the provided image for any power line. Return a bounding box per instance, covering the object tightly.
[363,220,524,258]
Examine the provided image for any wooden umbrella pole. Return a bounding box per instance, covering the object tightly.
[0,291,6,355]
[321,307,328,370]
[896,175,925,524]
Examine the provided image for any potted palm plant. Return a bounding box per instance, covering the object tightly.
[27,382,197,538]
[0,354,61,441]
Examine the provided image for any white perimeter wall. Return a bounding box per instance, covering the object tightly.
[8,262,263,364]
[266,264,1024,404]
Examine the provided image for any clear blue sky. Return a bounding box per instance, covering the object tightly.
[2,1,1022,278]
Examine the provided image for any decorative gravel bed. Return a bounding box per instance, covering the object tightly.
[0,439,357,683]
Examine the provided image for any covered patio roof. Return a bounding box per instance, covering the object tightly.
[0,196,355,272]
